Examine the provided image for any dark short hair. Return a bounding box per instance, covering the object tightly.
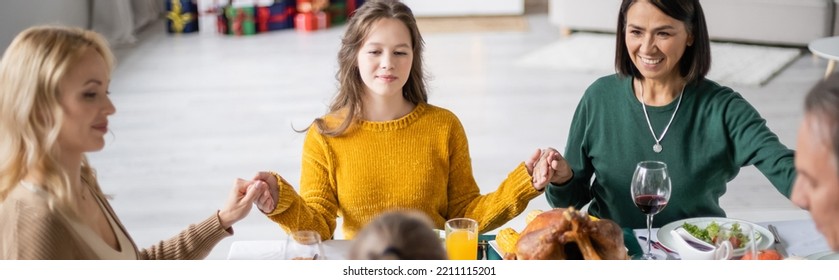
[615,0,710,85]
[804,73,839,167]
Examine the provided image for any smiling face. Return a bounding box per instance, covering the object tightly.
[791,114,839,251]
[357,18,413,100]
[56,48,115,154]
[624,0,693,82]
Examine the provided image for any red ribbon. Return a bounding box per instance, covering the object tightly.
[230,8,254,36]
[257,6,295,32]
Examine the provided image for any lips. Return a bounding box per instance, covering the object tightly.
[92,122,108,133]
[376,74,397,82]
[638,56,663,65]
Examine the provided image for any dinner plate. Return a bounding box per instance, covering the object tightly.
[488,240,503,256]
[805,251,839,260]
[656,217,774,257]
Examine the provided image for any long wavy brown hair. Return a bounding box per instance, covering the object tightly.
[311,0,428,136]
[0,26,114,220]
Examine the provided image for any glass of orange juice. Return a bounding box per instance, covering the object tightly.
[445,218,478,260]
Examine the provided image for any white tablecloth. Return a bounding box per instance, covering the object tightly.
[227,240,353,260]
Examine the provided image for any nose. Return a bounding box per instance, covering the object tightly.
[380,53,394,70]
[104,94,116,116]
[790,178,810,211]
[641,34,657,54]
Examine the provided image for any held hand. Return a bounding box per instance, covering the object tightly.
[524,148,543,175]
[541,148,573,186]
[218,179,268,229]
[530,148,552,191]
[252,171,280,214]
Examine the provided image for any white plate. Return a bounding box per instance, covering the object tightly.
[805,251,839,260]
[657,217,774,257]
[488,240,503,256]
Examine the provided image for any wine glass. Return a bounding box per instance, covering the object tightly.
[283,230,326,260]
[630,161,672,260]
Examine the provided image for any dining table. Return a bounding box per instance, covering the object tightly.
[228,239,354,260]
[632,218,832,259]
[227,218,832,260]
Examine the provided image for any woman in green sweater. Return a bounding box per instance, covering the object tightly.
[540,0,796,229]
[250,0,556,240]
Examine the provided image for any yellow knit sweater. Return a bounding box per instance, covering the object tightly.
[266,103,542,240]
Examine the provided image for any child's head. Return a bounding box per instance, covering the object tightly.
[0,26,114,212]
[318,0,427,136]
[349,210,447,260]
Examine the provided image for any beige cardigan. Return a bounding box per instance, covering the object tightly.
[0,183,231,260]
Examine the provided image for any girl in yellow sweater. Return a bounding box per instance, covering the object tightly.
[251,0,556,240]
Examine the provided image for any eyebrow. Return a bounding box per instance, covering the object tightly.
[364,42,411,48]
[627,24,676,32]
[84,79,103,86]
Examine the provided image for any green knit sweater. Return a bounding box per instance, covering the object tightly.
[547,74,796,229]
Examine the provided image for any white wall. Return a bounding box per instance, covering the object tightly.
[0,0,90,53]
[402,0,524,17]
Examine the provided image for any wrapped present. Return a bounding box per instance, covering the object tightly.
[217,6,229,34]
[316,10,330,29]
[256,1,296,32]
[166,0,200,33]
[226,6,257,35]
[197,0,226,35]
[328,1,346,25]
[294,12,317,32]
[346,0,365,17]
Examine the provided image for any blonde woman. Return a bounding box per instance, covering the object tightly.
[250,0,556,240]
[0,26,267,259]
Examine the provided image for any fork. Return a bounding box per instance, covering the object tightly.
[638,235,679,255]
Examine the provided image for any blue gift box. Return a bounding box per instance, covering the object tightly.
[257,0,296,32]
[166,0,200,33]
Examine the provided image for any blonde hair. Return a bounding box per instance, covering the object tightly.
[311,0,428,136]
[0,26,114,219]
[349,210,447,260]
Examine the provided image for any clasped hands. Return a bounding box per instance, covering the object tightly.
[216,174,278,230]
[525,148,573,191]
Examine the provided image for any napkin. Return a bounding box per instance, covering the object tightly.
[623,227,643,258]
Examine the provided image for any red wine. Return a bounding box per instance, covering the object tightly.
[634,194,668,215]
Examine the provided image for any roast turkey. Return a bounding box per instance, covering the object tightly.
[506,207,628,260]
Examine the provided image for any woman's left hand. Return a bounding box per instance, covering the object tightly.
[218,179,268,229]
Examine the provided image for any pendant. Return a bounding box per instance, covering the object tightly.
[653,143,662,153]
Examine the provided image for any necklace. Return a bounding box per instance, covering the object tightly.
[638,80,684,153]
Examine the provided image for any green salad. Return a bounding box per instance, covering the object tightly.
[681,221,750,249]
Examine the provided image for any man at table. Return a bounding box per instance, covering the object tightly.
[791,72,839,251]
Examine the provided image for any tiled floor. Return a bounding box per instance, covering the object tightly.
[89,13,824,259]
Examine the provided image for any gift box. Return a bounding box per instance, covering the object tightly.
[316,10,330,29]
[226,6,257,35]
[346,0,365,18]
[328,0,346,25]
[294,12,317,32]
[257,1,296,32]
[217,6,230,34]
[166,0,200,33]
[197,0,227,35]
